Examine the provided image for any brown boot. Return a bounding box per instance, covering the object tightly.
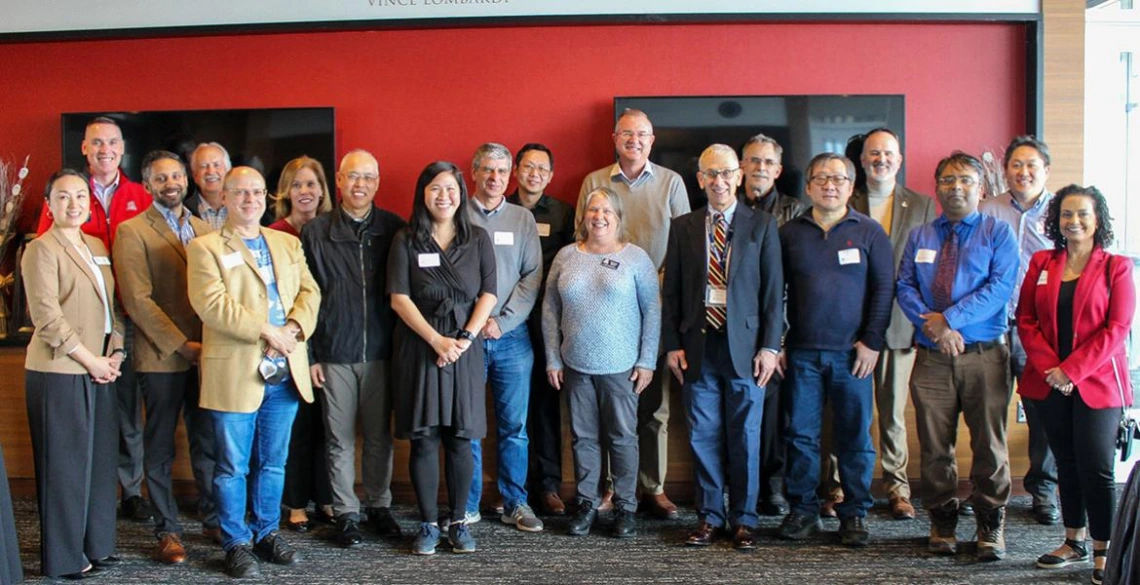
[927,501,959,555]
[975,506,1007,561]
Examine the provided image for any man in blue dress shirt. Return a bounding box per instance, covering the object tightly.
[896,151,1019,562]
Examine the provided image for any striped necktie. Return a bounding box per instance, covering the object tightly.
[706,213,728,330]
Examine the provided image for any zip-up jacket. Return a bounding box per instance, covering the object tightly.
[302,206,407,364]
[36,168,151,249]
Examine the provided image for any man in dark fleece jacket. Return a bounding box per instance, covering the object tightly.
[775,153,893,548]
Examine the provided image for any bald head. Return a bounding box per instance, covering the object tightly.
[223,166,267,230]
[337,149,381,217]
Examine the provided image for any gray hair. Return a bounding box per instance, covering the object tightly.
[190,142,233,172]
[742,133,784,160]
[699,144,740,169]
[613,108,652,133]
[472,143,512,170]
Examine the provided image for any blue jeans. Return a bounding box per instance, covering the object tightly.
[211,382,299,551]
[682,332,764,529]
[468,323,533,514]
[784,349,875,519]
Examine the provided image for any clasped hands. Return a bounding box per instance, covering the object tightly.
[921,312,966,356]
[1044,366,1074,396]
[261,321,302,361]
[433,333,472,368]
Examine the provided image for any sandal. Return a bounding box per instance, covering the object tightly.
[1091,547,1107,585]
[1037,538,1089,569]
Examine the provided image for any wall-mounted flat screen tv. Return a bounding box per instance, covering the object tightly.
[615,95,905,210]
[61,107,336,209]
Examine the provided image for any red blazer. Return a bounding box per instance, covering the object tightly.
[1016,247,1135,408]
[36,169,151,250]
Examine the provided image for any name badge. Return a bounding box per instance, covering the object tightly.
[93,256,111,266]
[537,223,551,237]
[418,253,441,268]
[221,252,244,269]
[494,231,514,246]
[838,248,861,265]
[1037,270,1048,286]
[915,249,937,264]
[706,286,727,306]
[601,258,620,270]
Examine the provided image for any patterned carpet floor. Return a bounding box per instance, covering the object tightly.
[6,495,1105,584]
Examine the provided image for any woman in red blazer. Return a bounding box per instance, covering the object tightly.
[1016,184,1135,584]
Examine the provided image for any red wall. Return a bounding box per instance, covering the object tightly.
[0,21,1026,222]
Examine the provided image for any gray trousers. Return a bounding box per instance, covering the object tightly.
[320,361,393,520]
[566,367,640,513]
[140,368,217,536]
[115,320,144,499]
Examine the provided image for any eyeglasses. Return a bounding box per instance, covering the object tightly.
[344,172,379,183]
[745,157,780,168]
[225,188,267,198]
[519,163,551,177]
[937,176,978,187]
[700,168,739,181]
[617,130,653,140]
[809,175,851,187]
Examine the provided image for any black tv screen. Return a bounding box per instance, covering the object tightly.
[614,95,905,210]
[61,107,336,206]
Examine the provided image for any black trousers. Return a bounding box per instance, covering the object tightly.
[1011,328,1058,505]
[283,397,333,510]
[140,369,216,537]
[1033,390,1119,541]
[26,371,117,577]
[759,374,786,499]
[526,321,562,496]
[409,426,473,523]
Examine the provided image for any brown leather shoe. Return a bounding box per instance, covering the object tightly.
[203,526,223,545]
[540,492,566,516]
[158,533,187,564]
[686,521,718,546]
[820,494,843,519]
[890,496,916,520]
[733,525,757,550]
[645,493,679,520]
[596,490,615,513]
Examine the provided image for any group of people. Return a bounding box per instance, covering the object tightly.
[16,111,1135,585]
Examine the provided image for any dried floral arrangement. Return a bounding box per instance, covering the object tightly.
[0,156,31,337]
[979,150,1006,200]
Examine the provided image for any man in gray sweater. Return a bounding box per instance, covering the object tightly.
[465,143,544,532]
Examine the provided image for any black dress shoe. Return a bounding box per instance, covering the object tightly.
[335,516,363,547]
[284,518,312,532]
[759,493,790,516]
[567,506,597,536]
[365,507,403,536]
[254,531,299,565]
[90,556,121,568]
[1032,503,1060,526]
[61,565,102,580]
[839,516,870,547]
[686,521,718,546]
[612,509,637,538]
[224,544,260,579]
[733,525,757,550]
[121,496,154,523]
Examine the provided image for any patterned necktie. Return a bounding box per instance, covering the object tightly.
[931,223,959,312]
[706,213,728,330]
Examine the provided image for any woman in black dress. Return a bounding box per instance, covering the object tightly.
[388,161,497,556]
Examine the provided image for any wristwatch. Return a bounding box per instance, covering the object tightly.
[455,329,476,342]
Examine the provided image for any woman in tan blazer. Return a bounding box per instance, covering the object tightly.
[23,169,125,579]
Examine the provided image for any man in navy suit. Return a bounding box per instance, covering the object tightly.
[663,144,783,550]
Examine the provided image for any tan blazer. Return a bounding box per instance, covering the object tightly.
[23,227,124,374]
[187,225,320,413]
[851,184,937,350]
[113,205,213,373]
